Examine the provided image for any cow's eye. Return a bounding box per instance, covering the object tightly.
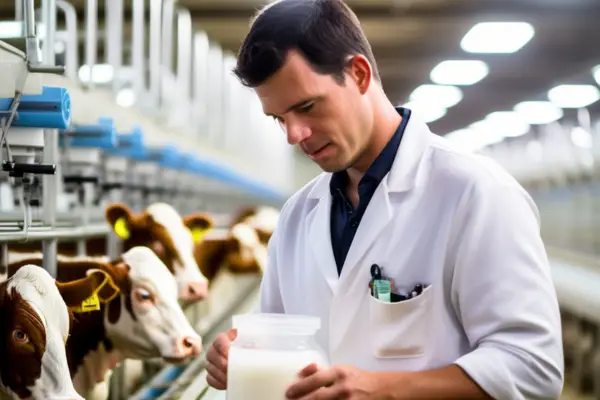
[134,288,154,303]
[13,330,29,343]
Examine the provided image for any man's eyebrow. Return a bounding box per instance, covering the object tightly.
[265,97,319,117]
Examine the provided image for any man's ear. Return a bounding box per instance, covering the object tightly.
[105,203,134,240]
[55,269,120,309]
[184,213,215,244]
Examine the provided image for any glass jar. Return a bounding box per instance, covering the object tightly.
[226,313,329,400]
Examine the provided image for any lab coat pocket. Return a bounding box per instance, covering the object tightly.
[368,285,433,359]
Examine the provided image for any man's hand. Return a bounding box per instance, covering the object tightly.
[285,363,385,399]
[206,328,237,390]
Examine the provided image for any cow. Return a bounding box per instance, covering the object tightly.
[7,246,203,399]
[193,206,280,283]
[7,202,215,304]
[0,263,109,400]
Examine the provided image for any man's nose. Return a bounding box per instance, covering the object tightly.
[285,120,311,145]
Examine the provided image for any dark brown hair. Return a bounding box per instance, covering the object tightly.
[233,0,380,87]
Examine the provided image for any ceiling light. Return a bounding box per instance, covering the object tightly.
[469,120,505,146]
[78,64,114,84]
[484,111,530,138]
[408,84,463,108]
[403,101,447,123]
[116,88,136,108]
[444,126,501,152]
[571,127,593,149]
[513,101,563,125]
[460,22,534,54]
[430,60,489,86]
[547,84,600,108]
[592,65,600,86]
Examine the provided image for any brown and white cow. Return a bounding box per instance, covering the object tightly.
[193,206,279,283]
[7,202,215,304]
[0,264,109,400]
[8,246,202,399]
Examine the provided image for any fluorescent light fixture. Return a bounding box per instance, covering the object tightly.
[430,60,489,86]
[484,111,530,138]
[469,120,505,146]
[444,125,501,152]
[513,101,563,125]
[403,101,447,123]
[78,64,114,84]
[460,22,534,54]
[570,126,593,149]
[408,84,463,108]
[116,88,136,108]
[548,84,600,108]
[592,65,600,86]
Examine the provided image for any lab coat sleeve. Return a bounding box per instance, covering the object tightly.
[451,179,564,400]
[255,226,285,313]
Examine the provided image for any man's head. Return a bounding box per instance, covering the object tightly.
[234,0,381,173]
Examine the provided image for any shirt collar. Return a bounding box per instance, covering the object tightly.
[330,107,411,196]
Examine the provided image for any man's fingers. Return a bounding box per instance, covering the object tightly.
[206,361,228,388]
[226,328,238,341]
[206,372,226,391]
[286,369,337,399]
[297,363,319,378]
[213,334,233,358]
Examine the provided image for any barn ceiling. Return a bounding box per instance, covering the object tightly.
[1,0,599,136]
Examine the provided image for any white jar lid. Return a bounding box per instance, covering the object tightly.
[232,313,321,336]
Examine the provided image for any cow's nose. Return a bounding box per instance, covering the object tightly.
[180,281,208,302]
[175,335,203,358]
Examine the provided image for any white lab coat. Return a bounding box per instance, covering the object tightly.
[257,113,564,399]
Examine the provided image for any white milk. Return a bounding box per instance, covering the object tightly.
[227,347,326,400]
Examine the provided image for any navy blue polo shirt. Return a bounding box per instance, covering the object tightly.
[330,107,411,275]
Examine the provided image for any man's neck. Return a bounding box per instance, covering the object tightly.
[346,99,402,193]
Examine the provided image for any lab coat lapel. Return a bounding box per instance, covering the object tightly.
[307,177,339,294]
[339,180,393,283]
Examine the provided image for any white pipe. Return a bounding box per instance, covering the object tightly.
[56,0,78,79]
[84,0,97,90]
[132,0,146,99]
[41,0,56,65]
[106,0,124,94]
[149,0,162,108]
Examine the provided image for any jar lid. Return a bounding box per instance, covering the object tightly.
[232,313,321,336]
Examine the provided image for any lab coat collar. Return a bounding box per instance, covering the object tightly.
[307,110,431,200]
[305,111,432,295]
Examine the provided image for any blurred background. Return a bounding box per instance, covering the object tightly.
[0,0,599,399]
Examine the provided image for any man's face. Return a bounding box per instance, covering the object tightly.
[256,50,372,173]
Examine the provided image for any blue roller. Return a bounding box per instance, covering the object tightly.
[117,125,144,149]
[0,86,71,129]
[59,117,117,149]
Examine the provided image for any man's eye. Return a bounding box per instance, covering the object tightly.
[299,103,314,113]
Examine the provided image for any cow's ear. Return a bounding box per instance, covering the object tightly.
[56,269,120,312]
[184,213,214,244]
[105,203,135,240]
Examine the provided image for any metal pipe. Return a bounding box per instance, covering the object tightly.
[176,7,192,126]
[106,0,123,94]
[42,0,57,65]
[41,129,58,277]
[132,0,146,99]
[161,0,174,72]
[84,0,98,90]
[56,0,78,79]
[24,0,41,64]
[15,0,23,21]
[149,0,163,108]
[192,31,209,133]
[0,224,109,242]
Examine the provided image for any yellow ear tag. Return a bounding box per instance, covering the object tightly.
[114,217,130,240]
[69,270,121,313]
[190,227,210,243]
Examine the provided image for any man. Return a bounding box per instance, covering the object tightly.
[206,0,564,398]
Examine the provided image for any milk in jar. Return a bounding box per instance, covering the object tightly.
[226,313,328,400]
